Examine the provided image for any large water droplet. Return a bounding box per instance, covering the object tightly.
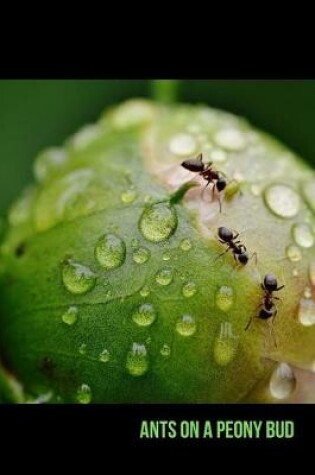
[298,298,315,326]
[169,133,197,156]
[140,285,150,297]
[182,281,197,298]
[309,261,315,286]
[95,233,126,270]
[214,128,246,151]
[62,260,96,295]
[62,306,78,326]
[286,245,302,262]
[76,384,92,404]
[176,315,196,336]
[71,124,102,149]
[34,148,68,183]
[139,203,177,242]
[209,149,227,163]
[111,100,155,129]
[155,268,173,286]
[215,286,234,312]
[269,363,296,400]
[292,223,314,248]
[126,343,149,376]
[180,239,192,252]
[132,303,157,327]
[132,247,150,264]
[213,322,238,366]
[99,349,110,363]
[264,184,300,218]
[160,344,171,357]
[121,189,137,204]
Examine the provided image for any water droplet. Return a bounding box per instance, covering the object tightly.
[155,268,173,286]
[209,149,227,163]
[269,363,296,400]
[160,344,171,357]
[214,128,246,151]
[62,306,78,326]
[182,281,197,298]
[62,260,96,295]
[76,384,92,404]
[302,179,315,213]
[34,148,68,183]
[169,133,197,156]
[95,233,126,270]
[111,100,155,129]
[132,247,150,264]
[213,322,238,366]
[139,203,177,242]
[121,189,137,204]
[140,285,150,297]
[298,298,315,326]
[250,184,262,196]
[79,343,87,355]
[286,245,302,262]
[180,239,192,252]
[264,184,300,218]
[176,315,196,336]
[8,187,35,226]
[99,349,110,363]
[71,124,102,149]
[292,268,299,277]
[126,343,149,376]
[215,286,234,312]
[304,287,312,299]
[162,250,171,261]
[309,261,315,286]
[132,303,157,327]
[292,223,314,248]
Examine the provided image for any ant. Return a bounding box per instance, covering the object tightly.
[245,273,285,334]
[181,153,227,212]
[215,226,254,265]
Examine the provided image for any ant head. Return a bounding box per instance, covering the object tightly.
[216,178,226,192]
[264,273,278,291]
[218,226,233,242]
[238,252,249,265]
[181,158,205,172]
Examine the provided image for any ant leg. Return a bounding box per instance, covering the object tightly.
[270,309,278,348]
[212,247,230,264]
[250,252,258,265]
[276,285,285,291]
[218,193,222,213]
[212,183,216,201]
[201,180,212,200]
[245,315,256,331]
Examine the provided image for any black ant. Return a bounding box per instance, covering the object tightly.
[245,274,285,333]
[216,226,254,265]
[181,153,227,212]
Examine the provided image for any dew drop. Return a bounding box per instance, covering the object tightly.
[155,268,173,286]
[99,349,110,363]
[8,187,35,226]
[160,344,171,357]
[76,384,92,404]
[292,223,314,248]
[79,343,87,355]
[62,260,96,295]
[132,303,157,327]
[126,343,149,376]
[139,203,177,242]
[304,287,312,299]
[95,233,126,270]
[286,245,302,262]
[182,281,197,298]
[169,133,197,156]
[180,239,192,252]
[298,298,315,326]
[34,148,68,183]
[162,250,171,261]
[209,149,227,163]
[62,306,78,326]
[250,184,262,196]
[140,285,150,297]
[213,322,238,366]
[302,180,315,213]
[111,100,155,129]
[215,286,234,312]
[132,247,150,264]
[176,315,196,336]
[309,261,315,286]
[121,189,137,204]
[71,124,102,149]
[214,128,246,151]
[264,184,300,218]
[269,363,296,400]
[292,268,299,277]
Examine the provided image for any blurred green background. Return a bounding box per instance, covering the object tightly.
[0,80,314,215]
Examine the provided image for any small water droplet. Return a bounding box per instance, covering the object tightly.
[155,268,173,286]
[182,281,197,298]
[309,261,315,286]
[121,189,137,204]
[302,179,315,213]
[213,322,238,366]
[126,343,149,376]
[34,148,68,183]
[298,298,315,326]
[304,287,312,299]
[62,306,78,326]
[132,303,157,327]
[209,149,227,163]
[160,344,171,357]
[79,343,87,355]
[250,183,262,196]
[264,185,300,218]
[139,203,177,242]
[180,239,192,252]
[76,384,92,404]
[292,223,314,248]
[71,124,102,149]
[62,260,96,295]
[286,245,302,262]
[140,285,150,297]
[8,187,35,226]
[132,247,150,264]
[99,349,110,363]
[111,100,155,129]
[169,133,197,156]
[214,128,246,151]
[269,363,296,400]
[215,286,234,312]
[292,268,299,277]
[162,250,171,261]
[95,233,126,270]
[176,315,196,336]
[131,238,139,249]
